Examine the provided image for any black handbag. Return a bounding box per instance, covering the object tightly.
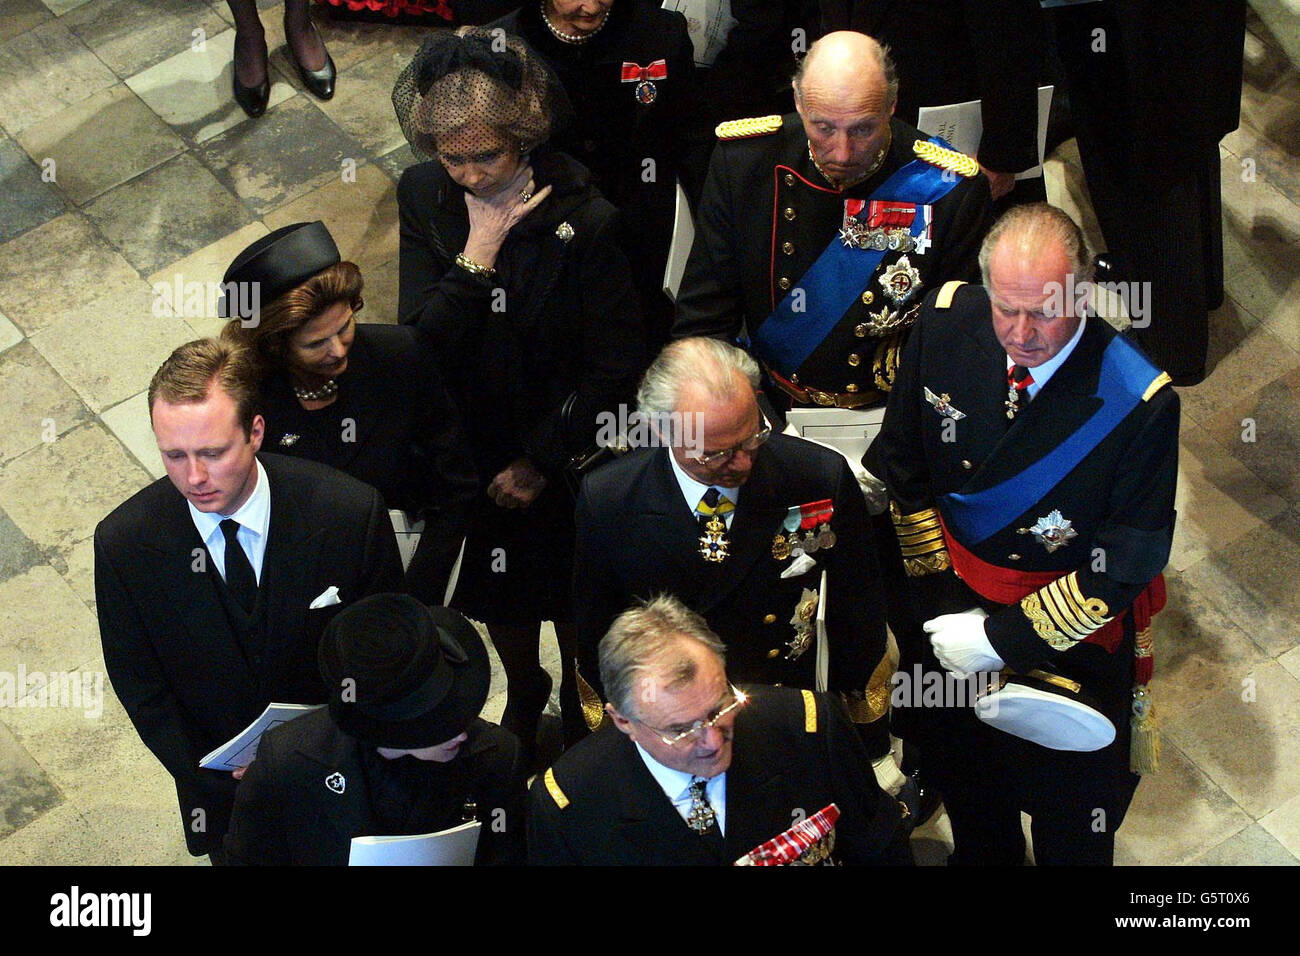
[559,392,626,496]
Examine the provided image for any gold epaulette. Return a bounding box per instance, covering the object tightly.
[1020,571,1112,651]
[912,140,981,178]
[801,689,818,732]
[935,280,967,309]
[543,768,569,809]
[716,114,783,140]
[1142,372,1172,402]
[890,501,952,577]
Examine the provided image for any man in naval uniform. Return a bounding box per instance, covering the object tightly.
[573,338,887,742]
[874,203,1179,864]
[674,29,993,772]
[530,594,911,865]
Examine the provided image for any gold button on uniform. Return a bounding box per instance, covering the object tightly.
[861,290,874,305]
[777,276,791,290]
[1008,554,1021,561]
[782,241,795,255]
[961,460,972,469]
[763,613,777,624]
[783,206,796,220]
[845,383,859,393]
[767,648,781,659]
[784,173,795,186]
[847,353,861,367]
[854,323,869,338]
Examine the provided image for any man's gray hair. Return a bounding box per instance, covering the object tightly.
[978,202,1093,288]
[599,594,727,720]
[636,338,759,444]
[792,36,899,113]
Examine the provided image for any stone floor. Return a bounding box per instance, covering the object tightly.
[1,2,1298,866]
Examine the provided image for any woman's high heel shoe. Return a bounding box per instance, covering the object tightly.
[286,21,336,101]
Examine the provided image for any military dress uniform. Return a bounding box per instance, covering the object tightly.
[675,113,993,408]
[875,281,1180,864]
[573,434,887,731]
[528,686,910,865]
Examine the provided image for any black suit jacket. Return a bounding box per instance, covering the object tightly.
[94,453,404,855]
[574,433,885,700]
[528,686,907,865]
[224,711,525,866]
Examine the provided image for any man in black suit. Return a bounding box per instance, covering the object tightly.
[529,595,910,865]
[94,338,403,860]
[874,203,1179,864]
[573,337,887,738]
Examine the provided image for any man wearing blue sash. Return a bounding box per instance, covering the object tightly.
[675,30,992,779]
[875,204,1179,865]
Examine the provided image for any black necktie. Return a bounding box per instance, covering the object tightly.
[220,519,257,613]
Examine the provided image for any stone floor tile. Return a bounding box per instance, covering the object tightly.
[15,84,185,206]
[309,49,409,156]
[63,0,229,80]
[147,220,271,339]
[1169,419,1288,572]
[0,422,150,555]
[1202,366,1300,504]
[30,281,194,413]
[0,0,51,42]
[1280,645,1300,682]
[363,257,400,327]
[1180,509,1300,656]
[83,153,253,275]
[262,162,397,276]
[197,94,364,217]
[311,13,426,73]
[0,340,93,464]
[1260,789,1300,861]
[1193,823,1299,865]
[1155,572,1270,719]
[0,309,20,353]
[1116,741,1253,866]
[0,565,102,684]
[0,130,66,241]
[125,26,295,146]
[100,390,164,480]
[75,768,194,865]
[0,212,141,336]
[39,0,91,12]
[0,19,116,135]
[49,533,96,612]
[0,719,63,839]
[1164,660,1300,819]
[375,143,418,182]
[0,507,42,587]
[1185,322,1300,429]
[0,801,119,864]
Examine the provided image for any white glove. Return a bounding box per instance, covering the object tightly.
[923,608,1004,677]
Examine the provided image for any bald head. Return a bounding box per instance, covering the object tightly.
[795,31,898,114]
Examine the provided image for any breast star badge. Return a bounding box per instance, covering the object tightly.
[879,255,922,305]
[924,387,966,420]
[1017,509,1078,553]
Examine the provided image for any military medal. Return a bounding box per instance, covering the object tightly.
[1005,365,1034,419]
[879,255,922,305]
[324,771,346,794]
[699,515,729,562]
[785,587,819,660]
[621,59,667,106]
[777,507,804,559]
[924,386,967,420]
[1018,509,1078,553]
[771,531,791,561]
[802,529,820,553]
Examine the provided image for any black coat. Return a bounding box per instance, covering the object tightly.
[674,115,992,400]
[224,710,525,865]
[528,685,908,865]
[94,454,405,854]
[574,434,885,700]
[257,323,477,604]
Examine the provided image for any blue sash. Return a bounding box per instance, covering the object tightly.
[752,138,964,377]
[940,335,1165,545]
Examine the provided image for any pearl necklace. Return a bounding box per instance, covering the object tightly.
[540,1,607,44]
[293,378,338,402]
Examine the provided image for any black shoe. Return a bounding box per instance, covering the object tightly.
[287,22,336,100]
[231,39,270,118]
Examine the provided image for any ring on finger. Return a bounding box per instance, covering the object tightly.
[518,189,533,203]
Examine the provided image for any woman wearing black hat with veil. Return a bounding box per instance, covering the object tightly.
[393,29,647,766]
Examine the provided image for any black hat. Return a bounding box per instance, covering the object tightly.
[218,221,340,319]
[318,595,490,749]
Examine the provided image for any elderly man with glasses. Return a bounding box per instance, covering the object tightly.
[571,338,888,748]
[529,595,911,865]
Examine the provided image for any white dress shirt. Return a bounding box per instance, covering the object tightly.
[187,458,271,583]
[634,742,728,837]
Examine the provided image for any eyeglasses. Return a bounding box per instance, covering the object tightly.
[638,686,749,746]
[689,424,772,467]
